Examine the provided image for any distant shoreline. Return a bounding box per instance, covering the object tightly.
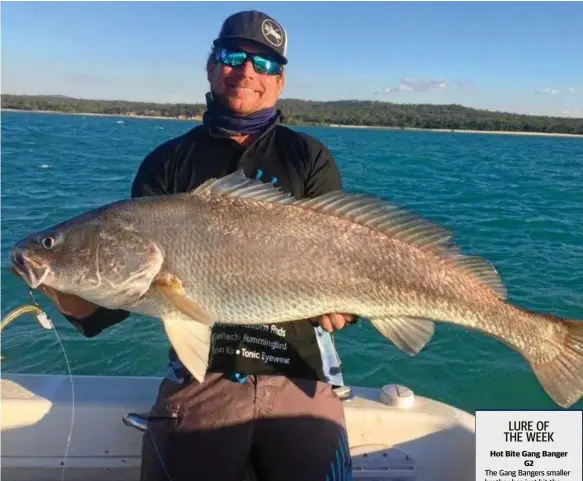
[1,108,201,122]
[327,123,583,138]
[3,108,582,138]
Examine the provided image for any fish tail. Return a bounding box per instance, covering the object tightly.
[530,317,583,409]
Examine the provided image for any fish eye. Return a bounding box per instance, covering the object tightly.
[41,236,56,249]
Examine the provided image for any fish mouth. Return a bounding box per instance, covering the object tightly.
[11,250,51,289]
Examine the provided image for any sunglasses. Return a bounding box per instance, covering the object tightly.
[215,47,283,76]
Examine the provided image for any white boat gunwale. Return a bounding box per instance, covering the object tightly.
[1,372,476,480]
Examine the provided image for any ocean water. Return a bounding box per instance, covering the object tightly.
[2,110,583,413]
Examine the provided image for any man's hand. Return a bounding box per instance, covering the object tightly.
[311,313,357,333]
[39,285,100,319]
[11,268,99,319]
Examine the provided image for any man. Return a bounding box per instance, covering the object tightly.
[29,10,356,481]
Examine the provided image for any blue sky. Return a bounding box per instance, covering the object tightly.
[2,1,582,117]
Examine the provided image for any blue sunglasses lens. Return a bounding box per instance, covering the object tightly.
[220,50,247,66]
[253,56,281,75]
[218,48,282,75]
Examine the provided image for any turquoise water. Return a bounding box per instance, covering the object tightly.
[2,110,583,413]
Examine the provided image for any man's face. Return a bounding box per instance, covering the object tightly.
[208,41,285,115]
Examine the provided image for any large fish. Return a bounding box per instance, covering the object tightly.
[10,170,583,408]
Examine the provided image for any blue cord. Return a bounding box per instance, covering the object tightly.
[230,372,248,383]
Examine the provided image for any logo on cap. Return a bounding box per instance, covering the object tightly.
[261,19,283,47]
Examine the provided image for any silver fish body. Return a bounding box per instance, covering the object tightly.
[11,170,583,408]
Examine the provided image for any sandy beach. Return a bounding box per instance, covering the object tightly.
[328,123,583,138]
[1,108,201,122]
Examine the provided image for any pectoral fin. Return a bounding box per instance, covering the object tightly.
[154,272,214,326]
[370,316,435,355]
[162,312,213,383]
[154,273,216,382]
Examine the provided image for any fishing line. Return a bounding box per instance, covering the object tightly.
[146,419,175,481]
[2,294,175,481]
[27,290,75,481]
[0,294,75,480]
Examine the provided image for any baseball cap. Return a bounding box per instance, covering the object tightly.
[213,10,288,64]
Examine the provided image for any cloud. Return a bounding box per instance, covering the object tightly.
[375,78,470,95]
[534,87,560,96]
[533,87,578,96]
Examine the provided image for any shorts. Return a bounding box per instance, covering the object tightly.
[140,372,353,481]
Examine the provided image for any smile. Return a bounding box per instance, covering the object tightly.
[229,85,259,93]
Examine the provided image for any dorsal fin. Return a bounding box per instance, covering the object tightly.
[191,170,296,204]
[293,190,455,258]
[447,255,507,299]
[192,170,453,254]
[192,170,507,299]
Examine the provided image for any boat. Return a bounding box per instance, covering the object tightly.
[1,304,476,480]
[1,372,476,480]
